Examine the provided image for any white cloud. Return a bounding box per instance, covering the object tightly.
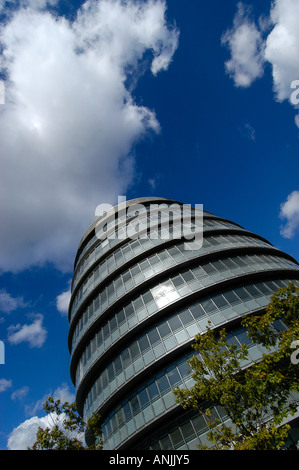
[279,190,299,239]
[0,378,12,392]
[0,290,25,313]
[0,0,179,273]
[7,412,68,449]
[224,0,299,127]
[52,382,75,404]
[7,313,47,347]
[7,383,77,449]
[11,385,29,400]
[56,287,71,316]
[222,2,265,88]
[264,0,299,104]
[24,382,75,416]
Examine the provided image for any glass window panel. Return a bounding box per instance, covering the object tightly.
[131,265,141,276]
[192,266,207,279]
[177,361,191,379]
[123,401,132,421]
[103,323,110,340]
[245,285,261,297]
[114,249,122,261]
[257,282,273,295]
[130,396,140,415]
[168,246,180,257]
[181,270,195,282]
[160,435,172,450]
[138,335,150,353]
[114,356,122,375]
[133,297,144,312]
[101,289,107,304]
[157,375,171,394]
[122,271,131,283]
[212,260,227,272]
[222,258,237,269]
[149,254,160,265]
[208,237,220,246]
[235,256,247,267]
[168,368,181,386]
[142,291,154,304]
[94,296,100,311]
[139,259,150,271]
[201,299,217,314]
[158,323,171,338]
[181,421,195,440]
[172,275,184,287]
[121,349,131,368]
[212,294,228,310]
[117,309,126,326]
[129,342,140,361]
[168,316,183,332]
[203,263,218,274]
[153,342,165,358]
[97,330,103,347]
[148,329,160,346]
[139,388,150,407]
[224,291,240,305]
[124,304,134,319]
[237,331,251,346]
[192,414,207,434]
[116,408,125,427]
[170,428,184,447]
[190,303,206,319]
[109,316,117,333]
[148,382,159,401]
[114,276,123,289]
[158,251,169,261]
[235,287,251,301]
[179,309,193,325]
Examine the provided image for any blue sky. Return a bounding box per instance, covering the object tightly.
[0,0,299,450]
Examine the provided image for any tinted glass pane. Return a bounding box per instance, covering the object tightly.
[157,375,170,394]
[148,382,159,400]
[210,295,224,309]
[168,368,180,386]
[158,323,171,338]
[168,316,183,332]
[148,329,160,346]
[179,310,193,325]
[139,335,150,353]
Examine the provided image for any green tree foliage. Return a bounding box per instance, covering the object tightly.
[174,282,299,450]
[30,397,103,450]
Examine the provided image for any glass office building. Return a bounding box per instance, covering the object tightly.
[68,197,299,450]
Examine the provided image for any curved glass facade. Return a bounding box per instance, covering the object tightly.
[68,197,299,450]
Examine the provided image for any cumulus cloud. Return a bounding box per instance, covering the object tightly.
[7,412,72,449]
[0,378,12,392]
[7,383,77,449]
[264,0,299,104]
[52,382,75,403]
[24,382,75,416]
[0,290,25,313]
[56,285,71,316]
[0,0,179,273]
[7,313,47,347]
[222,2,265,88]
[223,0,299,128]
[279,190,299,239]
